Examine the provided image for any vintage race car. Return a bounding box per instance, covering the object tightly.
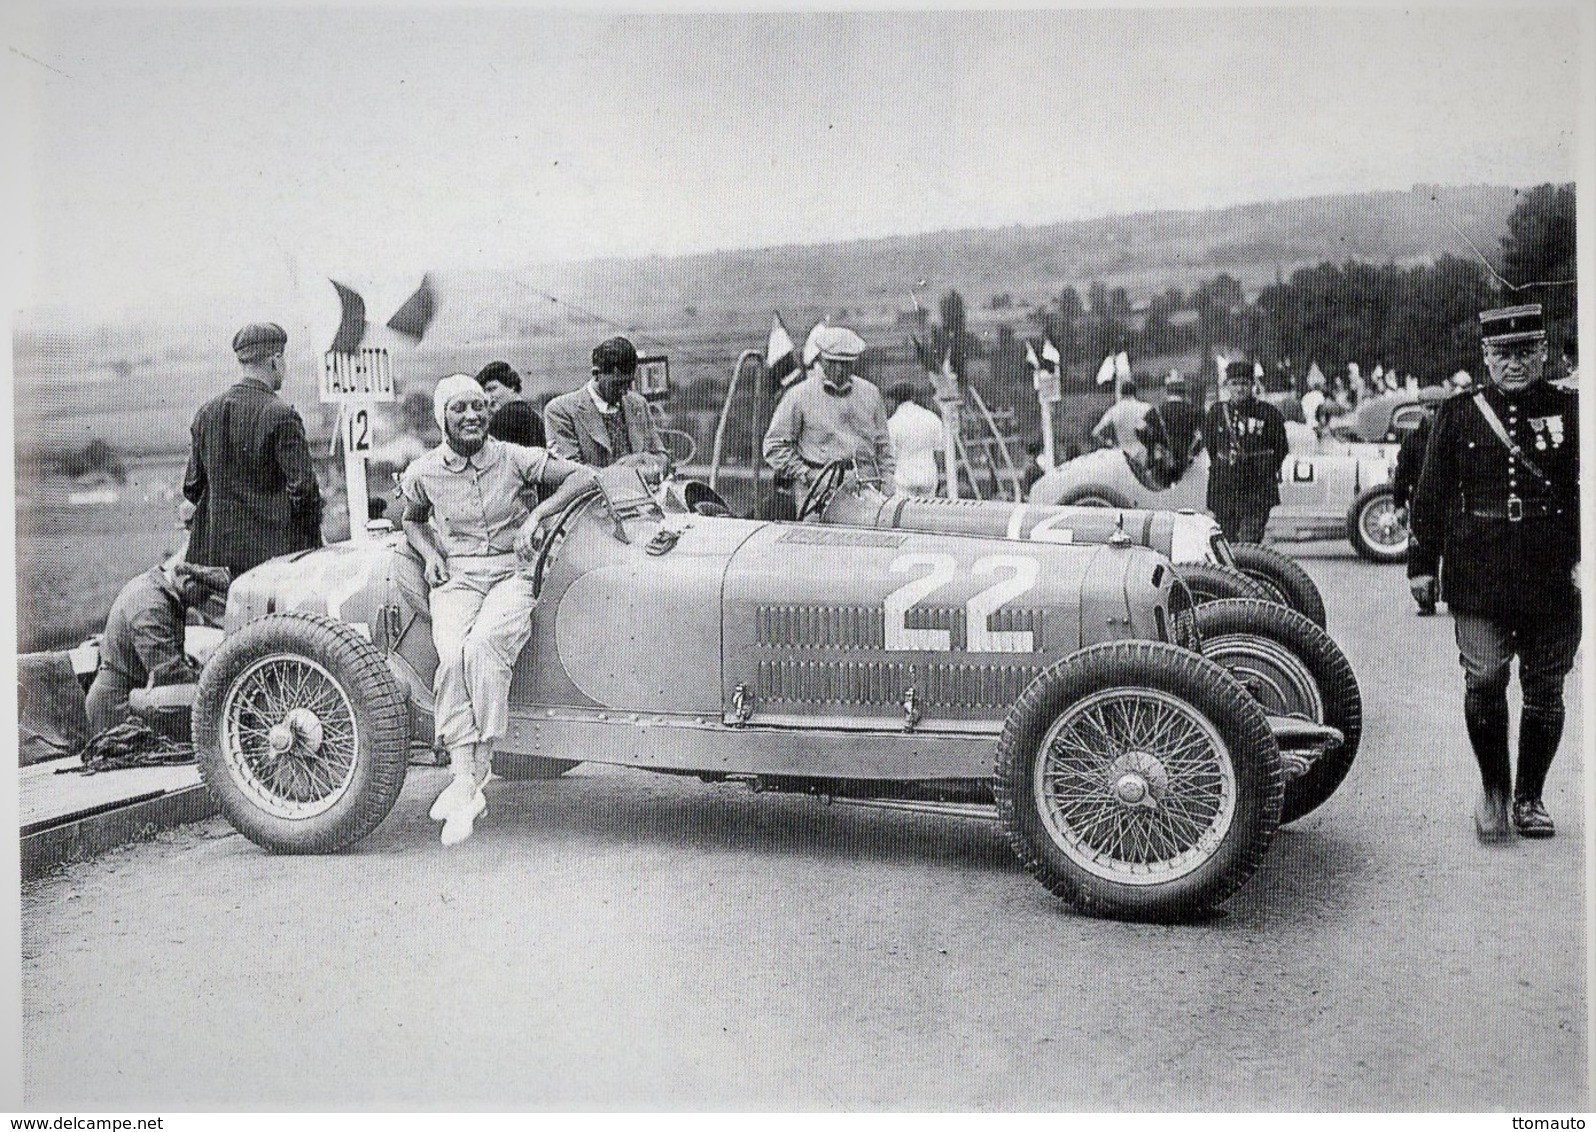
[1028,444,1410,564]
[679,470,1360,824]
[192,465,1347,921]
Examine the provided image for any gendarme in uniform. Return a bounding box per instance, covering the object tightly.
[1408,302,1580,841]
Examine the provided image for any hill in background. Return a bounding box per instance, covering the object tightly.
[14,183,1521,458]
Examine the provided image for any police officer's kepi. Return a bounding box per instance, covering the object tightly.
[232,322,288,363]
[1479,303,1545,345]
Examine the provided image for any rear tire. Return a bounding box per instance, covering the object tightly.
[1194,599,1362,824]
[1175,562,1274,606]
[193,612,411,853]
[1057,486,1134,509]
[1348,485,1409,563]
[1228,543,1328,628]
[993,641,1282,921]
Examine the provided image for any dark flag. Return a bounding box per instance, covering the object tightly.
[329,280,367,354]
[386,274,436,341]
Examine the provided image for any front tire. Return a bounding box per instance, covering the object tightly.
[193,612,411,853]
[1194,599,1362,824]
[1348,485,1409,563]
[993,641,1282,921]
[1228,543,1328,628]
[1176,562,1274,606]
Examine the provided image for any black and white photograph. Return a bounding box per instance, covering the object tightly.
[3,0,1591,1114]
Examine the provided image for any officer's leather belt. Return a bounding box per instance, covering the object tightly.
[1465,497,1564,522]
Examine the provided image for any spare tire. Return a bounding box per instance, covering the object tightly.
[193,612,411,854]
[1175,562,1275,606]
[1228,543,1328,628]
[1194,599,1362,824]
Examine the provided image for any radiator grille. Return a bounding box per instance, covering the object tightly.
[757,659,1043,709]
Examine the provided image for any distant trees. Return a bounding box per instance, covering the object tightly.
[1498,183,1576,340]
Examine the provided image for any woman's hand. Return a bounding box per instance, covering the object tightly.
[424,554,449,587]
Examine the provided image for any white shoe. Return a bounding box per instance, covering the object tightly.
[429,775,477,822]
[440,788,487,846]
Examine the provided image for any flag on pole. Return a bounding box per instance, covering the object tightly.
[929,347,961,401]
[1214,349,1229,377]
[803,320,829,368]
[1114,351,1131,380]
[1042,338,1061,372]
[766,313,799,387]
[909,333,939,373]
[1094,354,1116,385]
[385,275,436,341]
[329,280,367,354]
[1025,340,1041,372]
[1253,359,1265,380]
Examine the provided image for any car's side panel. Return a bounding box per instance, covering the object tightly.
[720,526,1169,731]
[499,710,995,779]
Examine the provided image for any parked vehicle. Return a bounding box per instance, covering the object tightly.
[1028,446,1409,563]
[193,465,1344,921]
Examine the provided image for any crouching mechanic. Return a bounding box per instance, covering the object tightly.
[400,374,597,846]
[85,559,232,735]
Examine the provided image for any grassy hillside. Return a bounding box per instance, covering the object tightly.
[13,183,1520,459]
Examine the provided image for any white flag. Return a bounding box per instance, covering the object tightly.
[1253,359,1264,379]
[1042,338,1061,369]
[1025,340,1041,371]
[1114,351,1131,380]
[1094,354,1116,385]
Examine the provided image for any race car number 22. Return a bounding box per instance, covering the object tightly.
[884,553,1039,653]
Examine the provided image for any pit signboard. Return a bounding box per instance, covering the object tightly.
[321,348,396,403]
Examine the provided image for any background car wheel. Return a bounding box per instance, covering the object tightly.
[1228,543,1328,628]
[492,753,580,780]
[1347,485,1409,563]
[1194,599,1362,824]
[1057,487,1134,508]
[992,640,1282,921]
[193,612,411,854]
[1175,562,1274,606]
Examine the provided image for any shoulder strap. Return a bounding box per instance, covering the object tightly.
[1471,391,1552,485]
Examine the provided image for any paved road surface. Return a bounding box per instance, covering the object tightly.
[18,546,1588,1110]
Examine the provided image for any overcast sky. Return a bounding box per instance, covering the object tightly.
[3,3,1589,321]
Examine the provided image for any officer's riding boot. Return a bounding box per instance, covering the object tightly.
[1464,688,1513,843]
[1512,705,1564,839]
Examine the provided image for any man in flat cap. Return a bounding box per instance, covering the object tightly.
[1409,303,1580,842]
[543,336,669,479]
[762,325,895,514]
[1200,360,1290,543]
[183,323,322,578]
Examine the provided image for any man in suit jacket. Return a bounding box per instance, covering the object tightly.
[542,336,668,479]
[184,322,322,578]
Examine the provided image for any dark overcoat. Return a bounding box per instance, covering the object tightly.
[183,378,322,577]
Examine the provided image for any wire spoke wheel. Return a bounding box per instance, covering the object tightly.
[195,612,411,853]
[1033,687,1236,884]
[1201,633,1326,721]
[221,655,360,819]
[1359,495,1407,551]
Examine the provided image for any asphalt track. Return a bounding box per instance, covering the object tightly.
[18,544,1589,1110]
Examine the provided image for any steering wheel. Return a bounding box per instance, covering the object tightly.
[527,484,602,599]
[795,460,851,521]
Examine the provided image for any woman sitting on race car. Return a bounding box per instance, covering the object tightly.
[399,374,596,846]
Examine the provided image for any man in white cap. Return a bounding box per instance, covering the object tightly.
[399,374,596,845]
[762,325,895,511]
